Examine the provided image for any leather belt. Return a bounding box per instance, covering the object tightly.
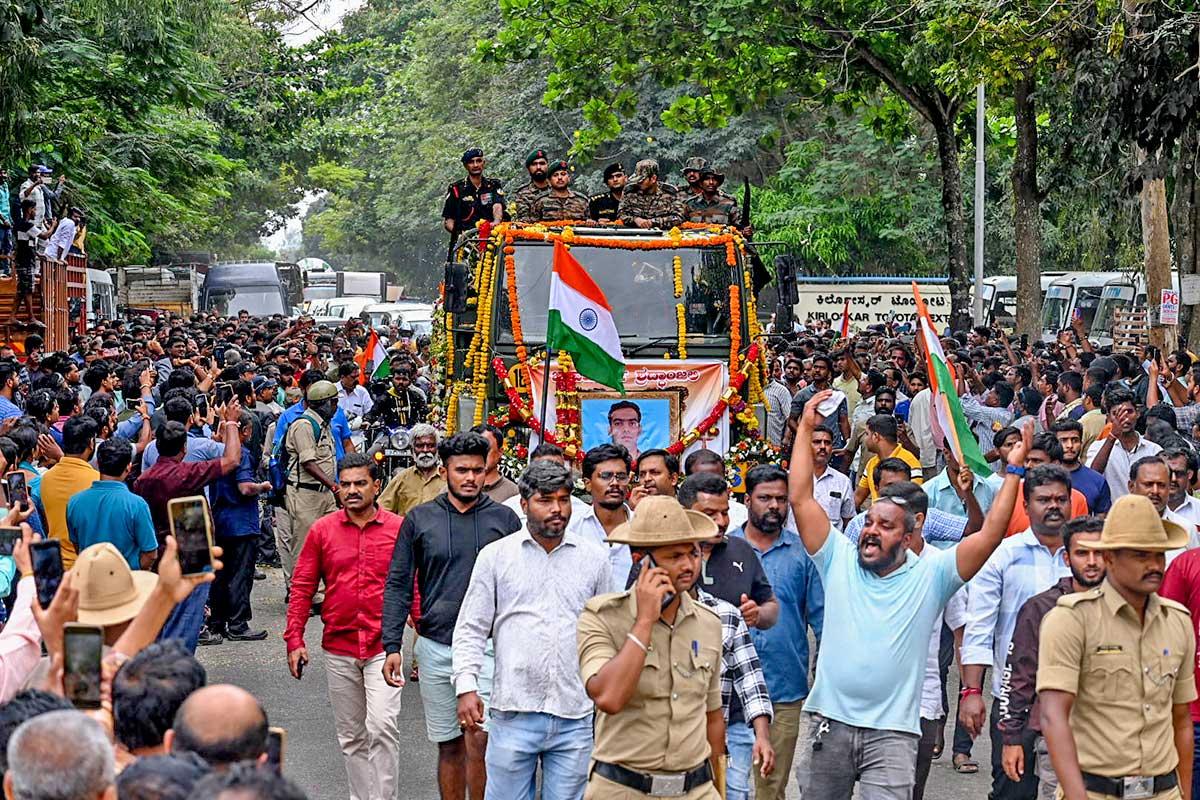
[593,760,712,797]
[289,481,328,493]
[1081,771,1177,799]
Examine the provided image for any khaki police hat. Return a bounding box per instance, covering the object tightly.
[632,159,659,182]
[75,543,159,626]
[1080,494,1189,552]
[606,496,718,546]
[306,380,338,402]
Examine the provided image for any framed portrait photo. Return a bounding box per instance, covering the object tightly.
[581,392,682,463]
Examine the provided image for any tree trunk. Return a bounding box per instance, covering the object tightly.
[1012,73,1042,340]
[1176,133,1200,347]
[933,118,971,332]
[1140,157,1173,350]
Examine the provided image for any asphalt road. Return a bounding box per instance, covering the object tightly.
[198,569,994,800]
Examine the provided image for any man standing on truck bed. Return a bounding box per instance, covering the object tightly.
[618,159,684,230]
[442,148,505,242]
[13,198,38,324]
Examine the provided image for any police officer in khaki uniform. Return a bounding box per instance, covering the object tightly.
[1038,493,1197,800]
[577,495,726,799]
[282,380,340,600]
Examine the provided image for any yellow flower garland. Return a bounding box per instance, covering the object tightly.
[672,255,683,298]
[676,304,688,359]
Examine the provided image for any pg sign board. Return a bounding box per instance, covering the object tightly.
[793,278,951,329]
[1161,289,1180,326]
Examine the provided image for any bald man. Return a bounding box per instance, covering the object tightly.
[164,684,268,768]
[5,710,116,800]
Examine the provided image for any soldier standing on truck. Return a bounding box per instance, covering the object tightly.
[684,169,742,228]
[512,149,552,221]
[531,161,589,221]
[618,160,684,230]
[588,163,626,223]
[681,156,708,197]
[441,148,505,241]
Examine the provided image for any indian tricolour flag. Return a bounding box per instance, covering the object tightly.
[912,282,991,477]
[356,329,390,385]
[547,240,625,392]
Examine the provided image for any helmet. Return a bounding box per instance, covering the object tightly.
[306,380,338,402]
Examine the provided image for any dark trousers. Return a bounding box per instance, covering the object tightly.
[208,534,257,631]
[255,499,279,565]
[1193,722,1200,800]
[914,717,941,800]
[938,621,974,757]
[989,698,1038,800]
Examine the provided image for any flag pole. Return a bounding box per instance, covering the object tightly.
[537,347,553,442]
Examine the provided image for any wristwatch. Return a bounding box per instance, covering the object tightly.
[1005,465,1026,478]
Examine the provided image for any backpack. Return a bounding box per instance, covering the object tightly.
[267,415,322,507]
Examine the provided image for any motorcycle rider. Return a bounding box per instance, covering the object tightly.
[367,359,428,430]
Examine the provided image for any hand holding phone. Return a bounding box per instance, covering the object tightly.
[62,623,103,709]
[266,727,286,772]
[30,539,63,609]
[6,471,28,511]
[0,526,22,557]
[167,496,214,577]
[635,554,675,620]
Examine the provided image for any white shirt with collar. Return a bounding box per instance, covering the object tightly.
[1084,434,1162,502]
[812,466,854,531]
[565,502,633,593]
[336,382,374,421]
[1164,505,1200,565]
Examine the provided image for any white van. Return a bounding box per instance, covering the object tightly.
[86,268,116,325]
[977,273,1065,329]
[1040,272,1122,341]
[1090,270,1180,347]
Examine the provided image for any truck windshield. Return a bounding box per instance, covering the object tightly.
[500,243,737,343]
[205,287,285,317]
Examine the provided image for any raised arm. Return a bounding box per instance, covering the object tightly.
[955,420,1030,581]
[789,389,834,555]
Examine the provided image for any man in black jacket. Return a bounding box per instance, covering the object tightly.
[381,431,520,800]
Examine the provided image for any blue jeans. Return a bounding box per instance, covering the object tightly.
[157,582,210,653]
[484,710,592,800]
[726,721,755,800]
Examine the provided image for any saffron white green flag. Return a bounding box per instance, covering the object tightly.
[546,240,625,392]
[356,329,390,384]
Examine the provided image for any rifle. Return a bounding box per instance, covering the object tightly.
[741,177,772,294]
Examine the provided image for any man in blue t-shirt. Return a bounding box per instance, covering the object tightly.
[67,439,158,569]
[787,388,1028,799]
[1051,419,1112,514]
[207,411,273,643]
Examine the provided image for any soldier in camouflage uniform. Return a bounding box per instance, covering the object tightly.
[512,149,552,221]
[681,156,708,197]
[532,160,589,221]
[617,159,684,229]
[683,168,742,227]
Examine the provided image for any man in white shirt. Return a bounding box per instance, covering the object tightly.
[1163,447,1200,535]
[336,362,374,423]
[1084,387,1161,501]
[810,427,854,531]
[566,444,634,592]
[43,207,78,262]
[1127,453,1200,563]
[453,460,610,799]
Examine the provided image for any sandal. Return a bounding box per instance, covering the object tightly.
[952,754,979,774]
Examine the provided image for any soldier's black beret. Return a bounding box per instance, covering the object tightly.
[461,147,484,164]
[603,162,625,180]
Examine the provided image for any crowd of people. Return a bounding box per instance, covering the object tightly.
[0,301,1196,800]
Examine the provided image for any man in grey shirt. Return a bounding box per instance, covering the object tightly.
[452,460,611,798]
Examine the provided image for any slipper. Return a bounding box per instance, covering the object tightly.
[952,754,979,774]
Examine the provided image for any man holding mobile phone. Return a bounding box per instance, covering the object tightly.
[577,495,726,799]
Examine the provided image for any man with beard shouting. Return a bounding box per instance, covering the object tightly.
[381,432,521,800]
[788,390,1026,800]
[996,516,1106,800]
[729,465,824,800]
[961,462,1075,800]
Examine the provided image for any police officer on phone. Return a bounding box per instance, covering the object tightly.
[577,495,726,799]
[1038,494,1197,800]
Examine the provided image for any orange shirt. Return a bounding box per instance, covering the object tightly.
[1005,481,1090,537]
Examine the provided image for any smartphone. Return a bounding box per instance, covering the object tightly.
[5,471,27,509]
[196,394,209,418]
[125,396,143,414]
[1019,333,1029,351]
[0,526,21,557]
[266,727,286,772]
[30,539,62,609]
[63,623,104,710]
[167,496,214,576]
[642,554,675,611]
[214,382,233,407]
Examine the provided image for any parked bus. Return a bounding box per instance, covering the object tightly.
[200,262,289,317]
[1039,272,1122,341]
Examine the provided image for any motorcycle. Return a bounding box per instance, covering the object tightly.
[365,422,414,480]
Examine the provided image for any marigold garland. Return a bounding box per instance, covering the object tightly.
[672,255,683,298]
[676,304,688,359]
[728,284,742,366]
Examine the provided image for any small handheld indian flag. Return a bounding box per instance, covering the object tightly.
[840,298,850,339]
[546,240,625,392]
[356,329,390,385]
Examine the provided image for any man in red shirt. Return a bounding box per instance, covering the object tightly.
[285,452,404,800]
[133,401,242,651]
[1158,530,1200,800]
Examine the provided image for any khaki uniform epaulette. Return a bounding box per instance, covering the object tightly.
[1055,587,1104,608]
[584,591,632,613]
[1160,595,1193,616]
[693,601,721,622]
